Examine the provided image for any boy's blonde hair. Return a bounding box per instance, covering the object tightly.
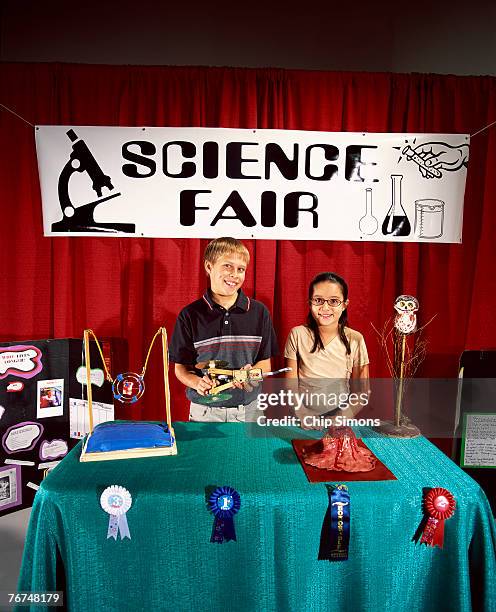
[203,237,250,266]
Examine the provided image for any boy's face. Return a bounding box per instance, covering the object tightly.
[205,253,248,298]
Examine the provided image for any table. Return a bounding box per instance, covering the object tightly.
[18,424,496,612]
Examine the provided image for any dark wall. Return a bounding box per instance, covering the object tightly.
[1,0,495,75]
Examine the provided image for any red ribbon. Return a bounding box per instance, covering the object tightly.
[421,488,456,548]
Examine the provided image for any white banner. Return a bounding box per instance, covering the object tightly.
[35,126,469,242]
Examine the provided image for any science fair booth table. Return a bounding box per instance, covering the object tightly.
[17,423,496,612]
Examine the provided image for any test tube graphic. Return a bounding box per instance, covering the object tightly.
[402,145,442,178]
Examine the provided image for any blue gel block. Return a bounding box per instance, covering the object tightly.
[85,421,174,453]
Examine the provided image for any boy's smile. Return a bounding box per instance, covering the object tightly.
[205,253,248,308]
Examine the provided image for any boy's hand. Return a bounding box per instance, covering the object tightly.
[196,375,214,396]
[232,364,259,392]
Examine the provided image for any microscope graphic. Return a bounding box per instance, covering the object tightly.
[51,129,135,233]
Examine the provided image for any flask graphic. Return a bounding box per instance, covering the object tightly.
[359,188,378,235]
[382,174,411,236]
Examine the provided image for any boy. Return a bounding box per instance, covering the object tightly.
[170,237,278,421]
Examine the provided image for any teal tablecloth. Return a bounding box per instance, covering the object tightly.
[18,424,496,612]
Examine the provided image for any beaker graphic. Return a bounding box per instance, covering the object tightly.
[415,199,444,239]
[382,174,411,237]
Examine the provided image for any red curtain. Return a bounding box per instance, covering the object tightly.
[1,64,495,421]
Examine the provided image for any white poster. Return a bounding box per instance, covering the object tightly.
[36,126,469,243]
[462,413,496,468]
[69,398,114,439]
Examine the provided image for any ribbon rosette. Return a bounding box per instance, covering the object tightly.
[208,486,241,543]
[420,487,456,548]
[100,485,132,540]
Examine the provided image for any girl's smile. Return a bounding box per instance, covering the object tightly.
[316,310,335,324]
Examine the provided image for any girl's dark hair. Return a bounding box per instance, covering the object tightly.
[306,272,351,354]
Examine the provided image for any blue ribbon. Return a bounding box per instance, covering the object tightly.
[327,484,350,561]
[208,486,241,543]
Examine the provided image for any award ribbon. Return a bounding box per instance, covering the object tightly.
[100,485,132,540]
[420,487,456,548]
[208,486,241,543]
[327,484,350,561]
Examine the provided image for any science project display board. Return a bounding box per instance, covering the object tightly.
[0,338,120,516]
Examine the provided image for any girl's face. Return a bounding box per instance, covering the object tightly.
[310,281,347,328]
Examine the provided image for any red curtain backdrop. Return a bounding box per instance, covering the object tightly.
[1,63,495,421]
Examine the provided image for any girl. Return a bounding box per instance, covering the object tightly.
[284,272,369,422]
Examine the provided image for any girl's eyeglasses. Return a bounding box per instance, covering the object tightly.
[310,298,343,308]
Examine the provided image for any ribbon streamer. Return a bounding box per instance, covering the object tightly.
[327,484,350,561]
[108,513,131,540]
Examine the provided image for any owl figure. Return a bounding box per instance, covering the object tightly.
[394,295,419,334]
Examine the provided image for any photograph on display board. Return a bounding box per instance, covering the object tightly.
[36,379,64,418]
[0,464,22,511]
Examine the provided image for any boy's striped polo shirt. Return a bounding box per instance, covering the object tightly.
[169,289,278,407]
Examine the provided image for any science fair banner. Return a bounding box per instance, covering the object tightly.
[35,126,469,242]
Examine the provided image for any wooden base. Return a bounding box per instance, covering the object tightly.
[80,427,177,462]
[375,421,421,438]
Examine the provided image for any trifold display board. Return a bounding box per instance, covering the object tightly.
[0,338,122,516]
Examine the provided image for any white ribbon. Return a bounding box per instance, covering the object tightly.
[100,485,132,540]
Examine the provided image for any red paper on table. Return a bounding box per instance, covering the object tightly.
[292,438,397,482]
